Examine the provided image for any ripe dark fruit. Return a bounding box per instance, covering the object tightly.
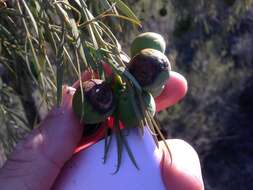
[118,89,156,128]
[130,32,166,57]
[129,48,171,96]
[72,79,115,124]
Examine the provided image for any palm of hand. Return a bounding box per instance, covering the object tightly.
[0,71,204,190]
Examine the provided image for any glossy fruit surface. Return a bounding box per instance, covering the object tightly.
[130,32,166,57]
[72,79,115,124]
[129,48,171,96]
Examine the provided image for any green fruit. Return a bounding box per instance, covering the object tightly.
[129,48,171,96]
[118,89,156,128]
[143,91,156,117]
[130,32,166,57]
[149,85,165,97]
[72,79,115,124]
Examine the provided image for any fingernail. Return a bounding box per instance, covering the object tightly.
[61,86,76,108]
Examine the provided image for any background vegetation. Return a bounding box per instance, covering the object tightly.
[1,0,253,189]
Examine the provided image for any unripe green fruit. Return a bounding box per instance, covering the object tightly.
[149,85,165,98]
[118,90,156,128]
[72,79,115,124]
[130,32,166,57]
[129,48,171,97]
[143,91,156,117]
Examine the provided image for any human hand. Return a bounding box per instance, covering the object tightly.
[157,72,204,190]
[0,70,204,190]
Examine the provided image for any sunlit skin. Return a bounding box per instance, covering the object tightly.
[0,71,204,190]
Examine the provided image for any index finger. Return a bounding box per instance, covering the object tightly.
[160,139,204,190]
[72,62,112,89]
[155,71,188,112]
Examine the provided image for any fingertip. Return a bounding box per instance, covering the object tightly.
[170,71,188,96]
[61,85,76,109]
[72,71,93,89]
[155,71,188,112]
[102,61,112,77]
[160,139,204,190]
[162,165,204,190]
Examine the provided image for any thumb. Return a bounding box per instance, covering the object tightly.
[0,86,83,190]
[160,139,204,190]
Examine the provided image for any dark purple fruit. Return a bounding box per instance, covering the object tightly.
[72,79,115,124]
[128,48,171,96]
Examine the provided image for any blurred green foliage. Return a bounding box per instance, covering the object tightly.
[0,0,142,166]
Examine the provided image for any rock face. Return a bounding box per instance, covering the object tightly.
[122,1,253,189]
[203,78,253,190]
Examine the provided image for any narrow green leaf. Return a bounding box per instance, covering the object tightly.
[56,1,90,71]
[102,13,141,26]
[112,112,123,174]
[103,127,113,164]
[98,21,121,50]
[18,0,45,89]
[23,38,39,86]
[94,53,106,80]
[0,8,24,17]
[145,111,159,147]
[126,86,143,126]
[3,106,30,132]
[83,42,97,70]
[108,0,141,24]
[103,126,109,163]
[117,66,142,92]
[113,129,122,174]
[53,32,79,76]
[149,113,172,164]
[0,56,16,77]
[56,63,64,107]
[99,0,122,32]
[43,24,57,53]
[81,4,99,49]
[20,0,39,37]
[120,130,139,170]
